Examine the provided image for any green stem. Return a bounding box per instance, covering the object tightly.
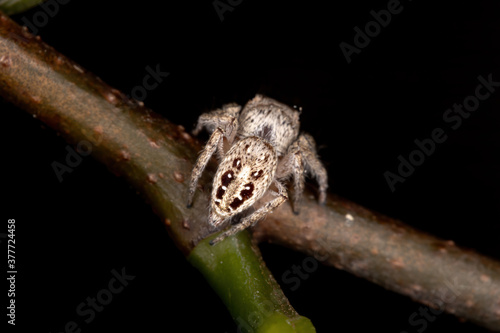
[0,0,44,15]
[189,231,315,333]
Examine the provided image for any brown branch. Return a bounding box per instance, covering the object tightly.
[0,12,210,255]
[0,11,317,332]
[253,190,500,330]
[1,10,500,331]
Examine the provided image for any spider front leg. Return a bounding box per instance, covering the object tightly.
[187,106,240,207]
[209,180,288,245]
[299,133,328,205]
[277,140,304,214]
[277,133,328,214]
[192,103,241,144]
[187,128,224,208]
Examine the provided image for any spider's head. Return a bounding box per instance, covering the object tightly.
[209,136,277,228]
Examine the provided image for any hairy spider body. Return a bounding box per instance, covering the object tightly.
[187,95,328,245]
[238,100,299,156]
[210,136,277,225]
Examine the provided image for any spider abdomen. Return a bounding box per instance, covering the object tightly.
[209,136,277,226]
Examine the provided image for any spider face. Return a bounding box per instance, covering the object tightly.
[209,136,277,227]
[187,94,328,245]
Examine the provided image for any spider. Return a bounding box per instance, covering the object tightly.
[187,94,328,245]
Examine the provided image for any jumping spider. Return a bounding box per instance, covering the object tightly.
[187,94,328,245]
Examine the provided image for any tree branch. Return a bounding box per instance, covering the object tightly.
[1,9,499,331]
[0,11,314,332]
[253,190,500,330]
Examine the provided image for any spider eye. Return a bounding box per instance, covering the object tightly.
[252,170,264,179]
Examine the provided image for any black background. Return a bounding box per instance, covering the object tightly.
[3,0,500,332]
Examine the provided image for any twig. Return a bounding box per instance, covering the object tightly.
[253,190,500,331]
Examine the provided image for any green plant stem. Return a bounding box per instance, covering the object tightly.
[0,0,44,15]
[189,231,315,333]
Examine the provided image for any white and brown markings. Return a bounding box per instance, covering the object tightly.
[187,94,328,245]
[212,137,277,218]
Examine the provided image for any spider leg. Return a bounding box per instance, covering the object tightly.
[297,133,328,205]
[187,104,241,207]
[192,103,240,145]
[276,140,304,214]
[187,128,224,207]
[277,133,328,213]
[209,180,288,245]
